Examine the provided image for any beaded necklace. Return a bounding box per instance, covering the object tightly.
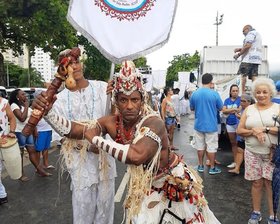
[67,81,94,120]
[115,114,139,144]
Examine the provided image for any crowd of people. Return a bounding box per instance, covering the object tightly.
[1,23,280,224]
[0,88,55,204]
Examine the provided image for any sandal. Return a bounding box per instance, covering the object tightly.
[46,165,55,169]
[37,171,52,177]
[228,169,240,175]
[36,167,52,177]
[19,175,30,182]
[42,165,55,169]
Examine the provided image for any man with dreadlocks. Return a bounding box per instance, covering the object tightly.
[33,60,220,224]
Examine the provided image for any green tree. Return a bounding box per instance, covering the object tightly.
[4,62,44,87]
[166,51,200,87]
[18,69,44,87]
[0,0,78,85]
[78,36,111,81]
[4,62,24,87]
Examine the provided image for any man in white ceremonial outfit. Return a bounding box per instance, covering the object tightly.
[52,48,116,224]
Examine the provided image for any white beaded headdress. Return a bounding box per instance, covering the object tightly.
[112,60,147,104]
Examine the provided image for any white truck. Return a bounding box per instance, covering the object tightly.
[199,45,269,99]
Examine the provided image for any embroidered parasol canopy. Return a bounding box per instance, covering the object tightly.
[67,0,178,63]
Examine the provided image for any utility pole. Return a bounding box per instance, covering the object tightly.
[27,47,31,87]
[6,63,9,87]
[214,11,224,46]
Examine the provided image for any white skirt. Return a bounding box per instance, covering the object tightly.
[132,191,220,224]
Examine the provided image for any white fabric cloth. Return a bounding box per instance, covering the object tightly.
[132,162,221,224]
[10,103,32,132]
[180,98,190,115]
[0,98,8,198]
[36,118,52,132]
[0,98,9,136]
[0,159,7,198]
[241,29,262,64]
[171,94,180,115]
[52,80,117,224]
[72,179,115,224]
[67,0,178,63]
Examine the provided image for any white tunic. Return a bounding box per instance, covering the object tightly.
[52,80,117,189]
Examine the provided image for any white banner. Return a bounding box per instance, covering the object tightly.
[67,0,178,63]
[152,70,166,89]
[215,75,241,102]
[178,72,190,85]
[142,74,153,92]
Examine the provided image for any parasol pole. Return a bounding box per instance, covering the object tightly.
[105,62,115,115]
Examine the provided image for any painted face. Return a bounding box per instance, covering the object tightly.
[117,91,143,122]
[69,60,84,81]
[230,86,239,98]
[254,84,271,105]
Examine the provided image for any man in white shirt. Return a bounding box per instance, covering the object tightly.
[47,48,116,224]
[234,24,262,93]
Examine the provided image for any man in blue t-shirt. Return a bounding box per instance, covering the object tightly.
[190,73,223,175]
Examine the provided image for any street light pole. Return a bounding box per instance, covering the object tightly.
[6,63,9,87]
[214,11,224,46]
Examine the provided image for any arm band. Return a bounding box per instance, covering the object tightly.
[139,127,161,146]
[45,110,71,136]
[92,136,129,163]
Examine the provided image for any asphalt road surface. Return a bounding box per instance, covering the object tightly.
[0,115,273,223]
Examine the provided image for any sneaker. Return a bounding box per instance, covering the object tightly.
[248,212,262,224]
[227,162,236,168]
[197,165,204,173]
[267,217,280,224]
[209,167,222,175]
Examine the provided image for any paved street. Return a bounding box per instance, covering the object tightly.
[0,115,273,223]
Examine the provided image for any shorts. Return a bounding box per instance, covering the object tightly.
[244,149,274,181]
[35,130,52,151]
[237,140,245,150]
[15,132,35,148]
[226,124,238,133]
[194,130,218,153]
[237,62,259,80]
[165,117,176,126]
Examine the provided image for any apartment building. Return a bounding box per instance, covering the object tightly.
[2,46,56,83]
[30,48,56,82]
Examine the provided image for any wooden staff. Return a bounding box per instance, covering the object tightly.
[21,47,80,136]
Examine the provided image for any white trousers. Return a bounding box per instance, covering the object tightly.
[72,178,115,224]
[0,160,7,198]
